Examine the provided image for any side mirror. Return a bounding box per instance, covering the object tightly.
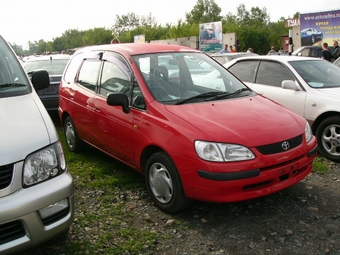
[107,92,130,113]
[282,80,301,91]
[31,70,50,91]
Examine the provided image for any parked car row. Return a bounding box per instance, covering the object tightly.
[5,38,339,253]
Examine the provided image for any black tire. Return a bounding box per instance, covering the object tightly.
[63,116,85,152]
[316,116,340,162]
[145,151,191,213]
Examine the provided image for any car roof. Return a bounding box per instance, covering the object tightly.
[210,52,258,57]
[75,43,200,56]
[224,55,324,66]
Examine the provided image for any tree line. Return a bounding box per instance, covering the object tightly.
[10,1,298,56]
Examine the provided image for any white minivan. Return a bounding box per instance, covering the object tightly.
[0,36,74,254]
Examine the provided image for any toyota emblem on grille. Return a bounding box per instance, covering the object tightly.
[49,77,54,82]
[282,141,290,150]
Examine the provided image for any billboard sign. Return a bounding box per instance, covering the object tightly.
[300,10,340,46]
[199,21,222,53]
[134,35,145,44]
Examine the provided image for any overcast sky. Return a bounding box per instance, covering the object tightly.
[1,0,337,48]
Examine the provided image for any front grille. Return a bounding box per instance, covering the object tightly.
[0,221,25,245]
[0,164,13,190]
[256,135,302,155]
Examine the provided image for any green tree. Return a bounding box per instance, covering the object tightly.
[82,28,113,45]
[185,0,222,24]
[61,29,85,50]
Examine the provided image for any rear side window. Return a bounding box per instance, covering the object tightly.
[256,61,295,87]
[63,54,84,84]
[77,60,101,92]
[228,60,258,83]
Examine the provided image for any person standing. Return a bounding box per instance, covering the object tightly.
[267,46,276,55]
[333,41,340,61]
[220,44,230,54]
[229,45,236,52]
[322,42,333,62]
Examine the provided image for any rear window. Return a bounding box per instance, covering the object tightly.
[24,58,69,75]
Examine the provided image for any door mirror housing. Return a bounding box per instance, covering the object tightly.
[107,92,130,113]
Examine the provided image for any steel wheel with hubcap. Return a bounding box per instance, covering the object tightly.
[145,151,190,213]
[64,116,84,152]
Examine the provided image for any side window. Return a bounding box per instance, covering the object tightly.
[301,49,310,57]
[228,60,258,83]
[64,53,83,84]
[132,82,146,110]
[77,60,101,92]
[256,61,295,87]
[99,55,131,97]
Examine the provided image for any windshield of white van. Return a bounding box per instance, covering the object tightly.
[0,36,30,97]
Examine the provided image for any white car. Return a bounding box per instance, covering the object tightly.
[224,55,340,162]
[0,35,74,254]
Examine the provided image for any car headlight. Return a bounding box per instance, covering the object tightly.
[23,141,67,186]
[305,122,313,143]
[195,141,255,162]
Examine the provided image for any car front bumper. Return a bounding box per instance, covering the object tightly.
[174,140,317,203]
[0,171,74,255]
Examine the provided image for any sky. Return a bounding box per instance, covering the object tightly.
[1,0,337,49]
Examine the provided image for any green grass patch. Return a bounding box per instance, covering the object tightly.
[313,155,330,174]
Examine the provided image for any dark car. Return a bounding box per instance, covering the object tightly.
[292,45,334,58]
[23,54,70,111]
[301,28,323,44]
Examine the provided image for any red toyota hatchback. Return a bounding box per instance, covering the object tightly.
[59,43,317,213]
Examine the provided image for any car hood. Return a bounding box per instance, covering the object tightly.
[165,95,305,147]
[317,87,340,97]
[0,94,52,165]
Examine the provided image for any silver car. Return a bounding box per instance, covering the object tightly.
[0,36,74,254]
[224,55,340,163]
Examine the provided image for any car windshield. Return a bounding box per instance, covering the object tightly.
[0,36,30,97]
[24,57,69,75]
[133,52,252,104]
[289,60,340,88]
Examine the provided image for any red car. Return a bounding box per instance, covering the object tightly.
[59,43,317,213]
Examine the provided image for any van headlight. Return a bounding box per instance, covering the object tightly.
[305,122,313,143]
[23,141,66,186]
[195,141,255,162]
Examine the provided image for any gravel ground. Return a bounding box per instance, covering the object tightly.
[17,156,340,255]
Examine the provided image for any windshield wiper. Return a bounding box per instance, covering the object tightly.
[0,83,27,89]
[175,91,226,105]
[211,88,251,99]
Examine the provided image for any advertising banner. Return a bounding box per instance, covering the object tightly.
[134,35,146,44]
[199,21,222,53]
[300,10,340,46]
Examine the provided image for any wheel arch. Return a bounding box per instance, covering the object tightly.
[140,145,165,175]
[311,111,340,134]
